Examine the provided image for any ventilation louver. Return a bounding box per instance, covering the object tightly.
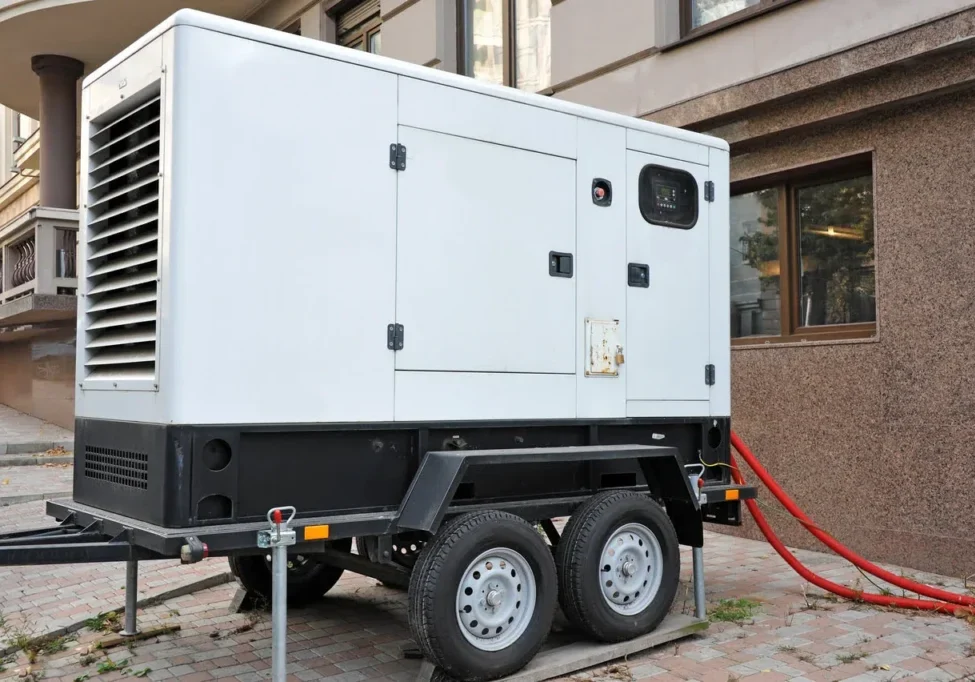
[84,445,149,489]
[84,94,161,384]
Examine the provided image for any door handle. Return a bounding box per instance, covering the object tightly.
[549,251,573,278]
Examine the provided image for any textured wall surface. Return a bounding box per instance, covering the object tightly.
[723,90,975,579]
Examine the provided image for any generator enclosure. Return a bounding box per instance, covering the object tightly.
[73,10,732,530]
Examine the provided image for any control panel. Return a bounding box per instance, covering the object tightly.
[638,165,698,229]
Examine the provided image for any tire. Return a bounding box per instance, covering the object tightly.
[408,511,557,682]
[228,537,352,607]
[556,490,680,643]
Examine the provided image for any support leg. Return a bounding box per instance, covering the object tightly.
[121,560,139,636]
[692,546,706,620]
[272,544,288,682]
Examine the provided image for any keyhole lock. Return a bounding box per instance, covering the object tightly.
[592,178,613,207]
[615,346,625,365]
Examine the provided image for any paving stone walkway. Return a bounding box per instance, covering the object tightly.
[0,500,232,650]
[0,526,971,682]
[0,405,73,455]
[0,464,73,504]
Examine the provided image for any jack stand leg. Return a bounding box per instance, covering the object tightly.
[271,543,288,682]
[121,560,140,636]
[692,546,706,620]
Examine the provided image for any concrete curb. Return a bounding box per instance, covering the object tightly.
[0,441,73,456]
[0,454,74,467]
[0,490,73,507]
[0,570,234,657]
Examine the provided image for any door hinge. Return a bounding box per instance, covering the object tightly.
[705,364,716,386]
[389,143,407,171]
[387,324,404,351]
[704,181,715,202]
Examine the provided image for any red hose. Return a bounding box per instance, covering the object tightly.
[729,456,963,614]
[730,430,975,609]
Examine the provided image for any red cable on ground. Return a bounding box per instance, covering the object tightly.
[726,450,968,615]
[730,430,975,609]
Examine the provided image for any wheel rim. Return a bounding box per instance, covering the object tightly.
[265,553,315,578]
[455,547,536,652]
[599,522,663,615]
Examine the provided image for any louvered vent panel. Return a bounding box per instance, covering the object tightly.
[84,94,161,384]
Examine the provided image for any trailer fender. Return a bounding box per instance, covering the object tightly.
[395,444,701,544]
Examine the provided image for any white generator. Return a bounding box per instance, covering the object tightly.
[63,11,748,681]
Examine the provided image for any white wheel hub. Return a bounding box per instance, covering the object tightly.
[456,547,536,651]
[599,523,663,615]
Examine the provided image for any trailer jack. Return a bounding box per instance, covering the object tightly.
[258,507,297,682]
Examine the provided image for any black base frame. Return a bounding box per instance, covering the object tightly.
[0,416,757,567]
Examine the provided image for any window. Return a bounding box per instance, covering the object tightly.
[337,0,381,54]
[730,158,876,343]
[466,0,551,92]
[680,0,799,37]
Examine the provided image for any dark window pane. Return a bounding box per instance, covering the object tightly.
[730,188,781,338]
[691,0,760,29]
[797,175,876,327]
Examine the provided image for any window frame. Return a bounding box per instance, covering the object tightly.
[461,0,550,91]
[678,0,804,42]
[730,154,877,347]
[333,0,382,53]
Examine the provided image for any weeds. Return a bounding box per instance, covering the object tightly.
[96,656,128,674]
[709,598,761,623]
[795,652,816,664]
[84,612,121,634]
[38,635,69,656]
[836,651,868,664]
[74,675,90,682]
[132,668,152,678]
[777,645,798,654]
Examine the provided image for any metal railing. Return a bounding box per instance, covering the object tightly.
[0,207,79,304]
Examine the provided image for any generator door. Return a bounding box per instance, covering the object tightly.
[625,151,711,402]
[393,126,577,375]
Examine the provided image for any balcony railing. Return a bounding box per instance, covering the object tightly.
[0,207,79,305]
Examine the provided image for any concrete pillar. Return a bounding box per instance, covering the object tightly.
[30,55,84,210]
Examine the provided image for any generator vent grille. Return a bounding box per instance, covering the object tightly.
[83,92,161,384]
[84,445,149,490]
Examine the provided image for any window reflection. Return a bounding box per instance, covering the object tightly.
[514,0,551,91]
[472,0,505,85]
[730,188,781,338]
[691,0,760,29]
[797,176,876,327]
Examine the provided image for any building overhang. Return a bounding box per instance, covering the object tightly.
[0,0,305,117]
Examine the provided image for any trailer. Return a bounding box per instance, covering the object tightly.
[0,10,756,682]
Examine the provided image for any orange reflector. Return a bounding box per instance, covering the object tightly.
[304,525,330,540]
[725,489,740,501]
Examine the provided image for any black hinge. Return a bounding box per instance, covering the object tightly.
[387,324,404,351]
[704,181,715,202]
[705,364,716,386]
[389,143,407,171]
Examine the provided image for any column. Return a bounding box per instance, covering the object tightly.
[30,54,84,210]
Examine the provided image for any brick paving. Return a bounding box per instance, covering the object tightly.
[0,528,971,682]
[0,464,73,503]
[0,405,72,455]
[0,500,231,649]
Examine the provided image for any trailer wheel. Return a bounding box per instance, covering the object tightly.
[228,537,352,606]
[408,511,557,682]
[556,490,679,642]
